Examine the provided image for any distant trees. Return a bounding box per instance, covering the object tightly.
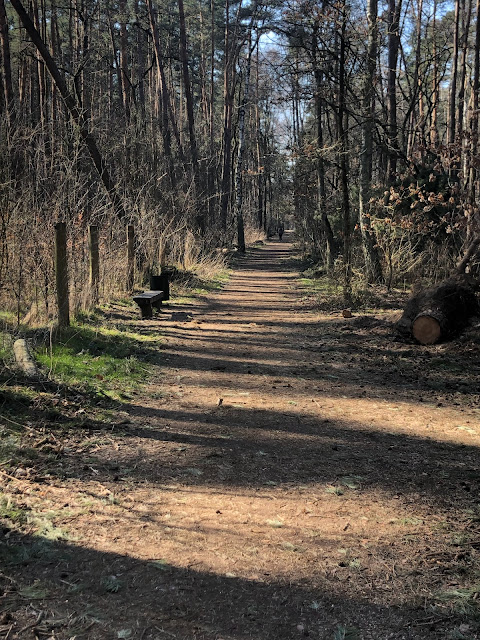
[1,0,480,321]
[0,0,283,321]
[279,0,480,289]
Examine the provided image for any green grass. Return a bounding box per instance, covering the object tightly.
[436,584,480,617]
[173,268,230,297]
[36,322,162,400]
[0,385,47,470]
[0,330,13,363]
[0,310,16,326]
[299,276,339,294]
[333,625,360,640]
[0,539,53,566]
[0,432,39,467]
[194,269,230,294]
[0,492,71,544]
[298,265,407,311]
[0,494,28,525]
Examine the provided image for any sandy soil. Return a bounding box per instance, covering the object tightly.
[2,235,480,640]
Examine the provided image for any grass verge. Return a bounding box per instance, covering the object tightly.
[298,263,409,312]
[35,320,163,401]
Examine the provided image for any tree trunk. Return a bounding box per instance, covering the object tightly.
[119,0,130,121]
[386,0,402,182]
[89,225,100,304]
[457,236,480,273]
[208,0,216,227]
[220,0,233,234]
[430,0,439,146]
[255,47,264,230]
[468,0,480,218]
[220,0,244,236]
[178,0,202,228]
[338,4,352,303]
[234,23,256,253]
[359,0,383,283]
[457,0,471,143]
[146,0,180,186]
[127,224,135,292]
[313,47,335,270]
[55,222,70,328]
[448,0,461,146]
[107,6,124,113]
[0,0,15,122]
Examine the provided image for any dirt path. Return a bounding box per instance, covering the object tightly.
[3,236,480,640]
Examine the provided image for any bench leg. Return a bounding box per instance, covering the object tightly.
[152,300,163,311]
[138,302,153,319]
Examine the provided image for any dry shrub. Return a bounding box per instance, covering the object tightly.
[373,225,424,289]
[243,225,266,246]
[169,230,228,282]
[181,231,200,270]
[133,220,229,288]
[413,240,457,283]
[189,250,228,281]
[373,222,457,288]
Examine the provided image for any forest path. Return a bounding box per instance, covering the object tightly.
[9,236,480,640]
[88,236,479,639]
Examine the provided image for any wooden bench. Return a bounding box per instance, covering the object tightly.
[133,290,164,318]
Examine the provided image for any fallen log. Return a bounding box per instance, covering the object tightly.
[396,274,480,344]
[13,339,39,377]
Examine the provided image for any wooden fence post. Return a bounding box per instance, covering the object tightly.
[55,221,70,327]
[127,224,135,292]
[89,225,99,303]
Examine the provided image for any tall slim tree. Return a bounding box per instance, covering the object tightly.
[386,0,402,182]
[359,0,383,282]
[0,0,15,123]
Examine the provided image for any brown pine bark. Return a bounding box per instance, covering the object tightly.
[457,0,471,142]
[220,0,234,234]
[119,0,131,121]
[430,0,439,146]
[386,0,402,182]
[147,0,186,176]
[178,0,200,184]
[234,24,256,253]
[55,222,70,328]
[33,0,46,129]
[338,3,352,303]
[107,6,124,113]
[467,0,480,216]
[359,0,383,283]
[311,24,335,270]
[448,0,461,145]
[89,225,100,303]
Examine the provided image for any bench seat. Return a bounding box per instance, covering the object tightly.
[133,290,164,318]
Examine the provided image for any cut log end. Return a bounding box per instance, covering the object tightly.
[412,315,442,345]
[397,274,480,344]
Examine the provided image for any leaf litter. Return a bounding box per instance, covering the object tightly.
[1,239,480,638]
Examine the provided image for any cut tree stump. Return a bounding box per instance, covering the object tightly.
[412,312,443,344]
[397,274,479,345]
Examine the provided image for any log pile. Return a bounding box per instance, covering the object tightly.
[396,274,480,344]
